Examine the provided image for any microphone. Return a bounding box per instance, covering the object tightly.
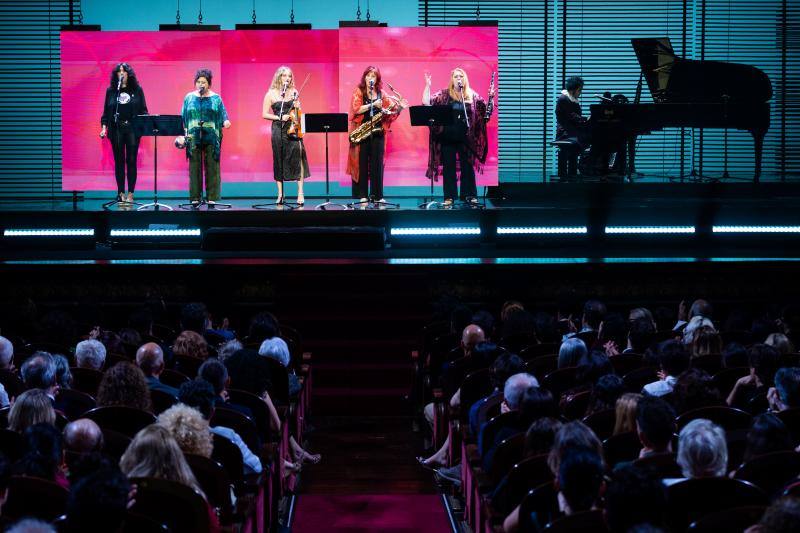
[458,80,463,90]
[117,73,122,91]
[199,85,206,95]
[369,79,374,89]
[280,80,288,97]
[593,94,612,102]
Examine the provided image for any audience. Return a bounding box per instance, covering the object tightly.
[523,417,563,458]
[556,446,605,516]
[741,413,793,464]
[63,418,104,456]
[74,340,106,371]
[585,374,625,417]
[0,336,14,371]
[672,368,722,414]
[643,340,690,397]
[20,352,58,399]
[768,367,800,412]
[173,330,209,360]
[676,418,727,479]
[9,389,56,433]
[62,465,130,533]
[13,423,68,489]
[558,337,587,369]
[690,326,723,357]
[217,339,243,363]
[727,344,780,409]
[747,496,800,533]
[635,395,676,458]
[197,358,253,418]
[53,355,72,390]
[613,393,641,435]
[96,361,152,412]
[605,465,667,532]
[156,403,213,458]
[136,342,179,397]
[258,337,301,397]
[765,332,795,355]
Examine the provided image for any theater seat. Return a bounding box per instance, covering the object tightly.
[128,477,211,533]
[675,406,752,433]
[4,475,69,522]
[733,450,800,498]
[666,477,768,531]
[150,388,179,415]
[543,509,608,532]
[687,505,766,532]
[83,406,156,438]
[55,388,96,420]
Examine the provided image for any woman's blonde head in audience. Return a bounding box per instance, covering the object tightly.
[173,330,209,360]
[120,424,205,498]
[8,389,56,433]
[157,404,213,458]
[613,393,641,435]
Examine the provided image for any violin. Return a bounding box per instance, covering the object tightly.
[287,74,311,140]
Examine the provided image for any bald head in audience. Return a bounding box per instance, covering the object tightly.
[136,342,165,378]
[462,324,486,356]
[63,418,104,454]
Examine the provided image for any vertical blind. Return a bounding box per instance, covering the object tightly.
[422,0,798,182]
[0,1,78,197]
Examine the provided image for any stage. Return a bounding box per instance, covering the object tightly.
[1,183,800,264]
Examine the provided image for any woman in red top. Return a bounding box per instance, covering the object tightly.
[347,66,407,204]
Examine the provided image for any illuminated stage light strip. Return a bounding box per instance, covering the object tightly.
[497,226,587,235]
[3,228,94,237]
[604,226,695,235]
[110,228,202,237]
[390,227,481,236]
[713,225,800,234]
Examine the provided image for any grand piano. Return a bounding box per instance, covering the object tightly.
[589,37,772,181]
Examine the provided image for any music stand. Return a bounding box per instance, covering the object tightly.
[409,105,453,209]
[304,113,349,210]
[133,115,182,211]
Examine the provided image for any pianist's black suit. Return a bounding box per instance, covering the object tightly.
[555,92,590,178]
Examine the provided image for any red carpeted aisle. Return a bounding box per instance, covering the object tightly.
[291,494,451,533]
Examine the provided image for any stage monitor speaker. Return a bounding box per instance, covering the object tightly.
[202,226,386,251]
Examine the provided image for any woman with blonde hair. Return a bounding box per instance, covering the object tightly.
[613,393,641,435]
[8,389,56,433]
[262,66,309,205]
[120,425,204,495]
[423,67,493,206]
[157,403,213,458]
[173,330,209,360]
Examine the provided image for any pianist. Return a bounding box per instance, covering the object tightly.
[555,76,590,179]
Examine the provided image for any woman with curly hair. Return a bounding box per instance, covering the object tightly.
[100,63,148,203]
[173,330,209,360]
[156,403,213,458]
[97,361,152,412]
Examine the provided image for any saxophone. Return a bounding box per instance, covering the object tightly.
[349,85,405,144]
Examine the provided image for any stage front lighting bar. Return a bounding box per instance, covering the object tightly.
[712,225,800,234]
[109,228,202,237]
[3,228,94,237]
[390,227,481,236]
[604,226,696,235]
[497,226,587,235]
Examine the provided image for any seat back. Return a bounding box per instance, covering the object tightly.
[211,433,245,486]
[582,408,616,441]
[4,475,69,522]
[185,453,234,520]
[70,367,104,396]
[55,387,96,420]
[524,355,558,380]
[105,352,131,370]
[542,367,579,399]
[623,366,659,393]
[226,388,274,442]
[101,428,133,462]
[479,411,522,458]
[687,505,766,533]
[734,450,800,497]
[263,357,290,404]
[603,431,642,468]
[459,368,493,422]
[174,353,204,378]
[691,354,724,375]
[0,369,25,399]
[150,388,179,415]
[211,407,260,453]
[83,406,156,438]
[776,408,800,444]
[712,367,750,399]
[0,428,24,462]
[519,344,559,360]
[492,454,553,516]
[473,393,504,436]
[676,406,752,433]
[488,433,525,485]
[518,481,560,533]
[666,478,768,531]
[129,477,211,533]
[122,511,170,533]
[561,390,591,420]
[609,354,644,376]
[633,452,682,478]
[160,368,191,389]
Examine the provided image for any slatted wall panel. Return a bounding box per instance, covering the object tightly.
[0,1,76,197]
[787,0,800,179]
[695,0,785,180]
[420,1,549,182]
[563,0,689,179]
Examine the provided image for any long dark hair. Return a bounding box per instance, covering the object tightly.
[109,63,140,92]
[357,66,382,99]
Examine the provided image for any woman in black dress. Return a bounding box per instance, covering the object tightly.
[262,66,309,205]
[100,63,148,203]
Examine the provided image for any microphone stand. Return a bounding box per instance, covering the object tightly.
[254,82,295,210]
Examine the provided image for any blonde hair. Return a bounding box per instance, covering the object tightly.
[173,330,208,360]
[448,68,472,102]
[157,404,213,458]
[613,393,641,435]
[120,424,206,499]
[9,389,56,433]
[270,66,295,92]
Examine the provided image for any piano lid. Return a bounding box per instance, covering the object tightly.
[631,37,773,104]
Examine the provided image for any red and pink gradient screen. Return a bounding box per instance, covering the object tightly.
[61,27,498,191]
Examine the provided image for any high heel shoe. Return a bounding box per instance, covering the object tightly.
[296,195,305,206]
[126,192,134,203]
[276,196,285,205]
[118,192,126,203]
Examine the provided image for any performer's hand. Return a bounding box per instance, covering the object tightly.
[223,120,231,129]
[424,72,432,87]
[99,126,107,139]
[174,136,186,149]
[281,114,291,122]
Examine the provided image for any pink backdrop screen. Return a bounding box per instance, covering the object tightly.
[61,27,498,191]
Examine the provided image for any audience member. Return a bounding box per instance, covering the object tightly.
[96,361,152,412]
[74,340,106,371]
[643,340,690,397]
[136,342,179,397]
[727,344,780,409]
[605,465,667,533]
[627,317,656,354]
[0,336,15,371]
[63,464,130,533]
[53,354,72,389]
[197,358,253,418]
[556,446,605,516]
[768,367,800,412]
[534,311,559,344]
[547,420,605,476]
[0,454,9,517]
[247,311,280,346]
[747,496,800,533]
[629,308,657,331]
[177,379,263,474]
[157,403,213,458]
[13,423,68,489]
[682,316,715,345]
[613,393,641,435]
[676,418,727,479]
[63,418,104,456]
[635,395,676,458]
[523,417,563,458]
[8,389,56,433]
[558,337,587,369]
[259,337,301,397]
[173,330,209,360]
[20,352,58,398]
[471,310,495,341]
[585,374,625,417]
[672,368,723,414]
[741,413,793,465]
[217,339,243,363]
[765,332,795,355]
[469,352,525,436]
[690,326,722,357]
[6,519,57,533]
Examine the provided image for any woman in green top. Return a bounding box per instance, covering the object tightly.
[178,68,231,207]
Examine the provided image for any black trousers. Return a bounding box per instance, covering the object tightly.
[441,141,477,200]
[557,145,580,179]
[109,122,140,193]
[353,132,384,199]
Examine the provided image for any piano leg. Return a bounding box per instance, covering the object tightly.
[752,129,766,183]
